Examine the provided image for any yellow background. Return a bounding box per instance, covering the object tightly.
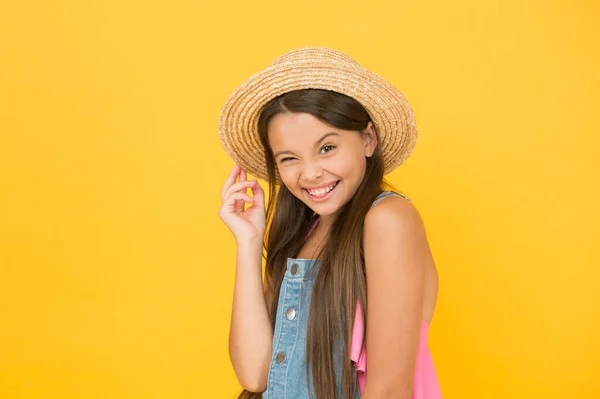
[1,0,598,398]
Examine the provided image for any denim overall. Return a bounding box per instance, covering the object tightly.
[262,191,411,399]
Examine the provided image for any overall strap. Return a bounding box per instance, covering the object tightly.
[370,191,411,208]
[304,191,411,242]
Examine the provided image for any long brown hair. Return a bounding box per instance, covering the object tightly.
[236,89,399,399]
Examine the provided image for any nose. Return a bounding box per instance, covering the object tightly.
[302,159,323,181]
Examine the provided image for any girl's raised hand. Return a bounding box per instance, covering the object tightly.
[218,164,266,243]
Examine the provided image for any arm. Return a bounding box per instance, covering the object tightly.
[228,237,273,392]
[360,196,432,399]
[219,165,272,392]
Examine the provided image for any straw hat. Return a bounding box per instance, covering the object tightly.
[218,47,418,181]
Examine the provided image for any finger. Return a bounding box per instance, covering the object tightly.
[234,168,248,203]
[222,164,241,200]
[249,179,265,208]
[223,180,257,202]
[224,192,253,213]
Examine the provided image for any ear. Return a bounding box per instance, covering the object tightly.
[362,121,378,157]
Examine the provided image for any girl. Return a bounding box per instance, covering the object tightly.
[218,47,441,399]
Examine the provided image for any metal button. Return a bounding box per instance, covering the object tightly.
[275,352,286,364]
[285,308,296,320]
[290,263,299,275]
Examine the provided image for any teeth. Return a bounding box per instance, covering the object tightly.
[308,181,337,196]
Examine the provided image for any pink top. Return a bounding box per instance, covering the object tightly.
[350,302,442,398]
[304,216,442,397]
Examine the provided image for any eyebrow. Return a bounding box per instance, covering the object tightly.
[273,132,339,158]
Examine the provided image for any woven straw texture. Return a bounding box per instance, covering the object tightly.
[218,47,418,181]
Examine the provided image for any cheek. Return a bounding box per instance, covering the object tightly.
[277,165,300,187]
[324,153,364,176]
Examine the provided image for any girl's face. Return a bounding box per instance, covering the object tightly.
[267,112,377,218]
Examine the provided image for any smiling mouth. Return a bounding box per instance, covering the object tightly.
[304,180,339,198]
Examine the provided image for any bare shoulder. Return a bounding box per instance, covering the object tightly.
[362,195,437,387]
[364,193,433,264]
[363,193,438,323]
[364,194,426,240]
[363,194,430,271]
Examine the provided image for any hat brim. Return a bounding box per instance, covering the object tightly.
[218,60,418,181]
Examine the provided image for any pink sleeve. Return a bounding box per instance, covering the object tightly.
[349,301,443,398]
[350,301,367,393]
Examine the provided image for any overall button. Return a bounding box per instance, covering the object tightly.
[290,263,299,275]
[275,352,286,364]
[285,308,296,320]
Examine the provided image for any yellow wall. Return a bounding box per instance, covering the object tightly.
[1,0,598,398]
